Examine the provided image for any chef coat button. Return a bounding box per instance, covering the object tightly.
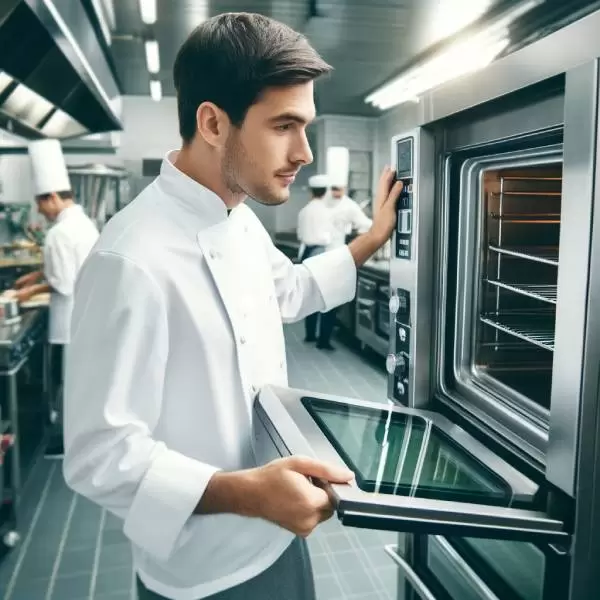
[208,249,216,259]
[244,225,249,233]
[240,335,247,344]
[279,361,284,369]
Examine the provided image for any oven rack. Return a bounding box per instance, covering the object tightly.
[489,213,561,224]
[488,245,559,266]
[480,312,555,351]
[485,280,557,304]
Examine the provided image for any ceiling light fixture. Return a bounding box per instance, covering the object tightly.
[145,40,160,74]
[150,80,162,102]
[366,0,543,111]
[139,0,157,25]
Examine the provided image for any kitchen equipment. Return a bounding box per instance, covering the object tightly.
[256,10,600,600]
[0,296,20,326]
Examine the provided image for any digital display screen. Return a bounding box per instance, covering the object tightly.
[396,138,413,179]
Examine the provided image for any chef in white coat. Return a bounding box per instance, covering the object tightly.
[296,174,336,347]
[62,13,402,600]
[13,139,99,457]
[325,147,373,249]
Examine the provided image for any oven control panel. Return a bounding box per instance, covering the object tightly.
[395,137,414,260]
[387,287,410,404]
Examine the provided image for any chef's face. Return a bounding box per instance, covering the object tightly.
[35,193,62,222]
[223,82,315,206]
[331,186,345,200]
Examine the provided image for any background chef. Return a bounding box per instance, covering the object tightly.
[11,139,99,457]
[297,174,337,348]
[325,146,373,249]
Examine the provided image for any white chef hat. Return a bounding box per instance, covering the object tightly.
[308,174,329,188]
[326,146,349,188]
[28,139,71,197]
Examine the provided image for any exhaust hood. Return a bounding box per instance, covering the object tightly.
[0,0,122,140]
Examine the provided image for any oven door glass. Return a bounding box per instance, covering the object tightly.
[255,386,568,545]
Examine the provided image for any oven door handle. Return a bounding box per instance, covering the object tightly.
[384,544,438,600]
[356,298,376,307]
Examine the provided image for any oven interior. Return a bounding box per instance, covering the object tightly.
[475,165,562,411]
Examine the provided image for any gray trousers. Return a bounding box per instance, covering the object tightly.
[136,538,316,600]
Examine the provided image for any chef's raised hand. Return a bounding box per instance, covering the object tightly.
[370,166,403,244]
[196,456,354,537]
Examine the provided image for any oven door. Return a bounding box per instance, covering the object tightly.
[255,385,568,545]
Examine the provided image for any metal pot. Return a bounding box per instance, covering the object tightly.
[0,297,20,325]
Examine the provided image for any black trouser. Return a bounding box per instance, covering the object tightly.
[301,245,335,344]
[47,343,64,453]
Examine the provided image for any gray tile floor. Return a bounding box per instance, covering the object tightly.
[0,322,402,600]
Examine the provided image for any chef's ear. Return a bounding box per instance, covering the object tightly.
[195,101,230,148]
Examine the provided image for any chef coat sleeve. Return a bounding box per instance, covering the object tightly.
[62,250,219,562]
[256,221,356,323]
[349,200,373,233]
[43,231,77,295]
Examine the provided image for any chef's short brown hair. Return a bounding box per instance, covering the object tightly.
[173,12,332,143]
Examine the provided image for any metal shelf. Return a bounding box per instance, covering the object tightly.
[486,280,557,304]
[488,245,559,266]
[480,313,555,351]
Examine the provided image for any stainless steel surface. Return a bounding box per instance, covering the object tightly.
[0,0,121,138]
[385,7,600,131]
[388,128,435,408]
[7,362,19,494]
[0,297,19,326]
[385,544,437,600]
[427,537,499,600]
[255,385,568,543]
[544,61,599,498]
[566,60,600,600]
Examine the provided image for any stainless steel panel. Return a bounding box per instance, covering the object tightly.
[566,62,600,599]
[427,537,499,600]
[255,385,567,543]
[397,9,600,130]
[388,128,435,408]
[547,61,599,498]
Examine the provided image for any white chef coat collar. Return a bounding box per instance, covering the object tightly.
[55,203,82,224]
[158,150,229,228]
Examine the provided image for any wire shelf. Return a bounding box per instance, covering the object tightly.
[489,213,560,224]
[480,313,555,351]
[488,245,559,266]
[486,280,557,304]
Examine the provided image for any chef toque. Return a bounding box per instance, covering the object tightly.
[28,139,71,197]
[326,146,350,188]
[308,174,329,188]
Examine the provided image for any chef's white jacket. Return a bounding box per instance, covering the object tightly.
[325,195,373,249]
[62,151,357,600]
[297,198,334,247]
[43,204,99,344]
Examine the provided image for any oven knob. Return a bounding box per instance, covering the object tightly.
[398,327,407,343]
[386,353,407,376]
[389,294,400,314]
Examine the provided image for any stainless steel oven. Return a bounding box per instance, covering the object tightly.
[355,274,389,356]
[255,11,600,600]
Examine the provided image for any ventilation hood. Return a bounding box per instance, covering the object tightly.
[0,0,122,140]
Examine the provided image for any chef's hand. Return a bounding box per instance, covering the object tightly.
[198,456,354,537]
[369,166,404,245]
[13,287,34,303]
[14,271,40,289]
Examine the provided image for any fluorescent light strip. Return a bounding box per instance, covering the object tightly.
[150,80,162,102]
[366,0,542,110]
[139,0,157,25]
[145,40,160,74]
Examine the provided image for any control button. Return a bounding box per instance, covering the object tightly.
[386,353,407,376]
[389,294,400,314]
[396,381,406,397]
[398,327,407,343]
